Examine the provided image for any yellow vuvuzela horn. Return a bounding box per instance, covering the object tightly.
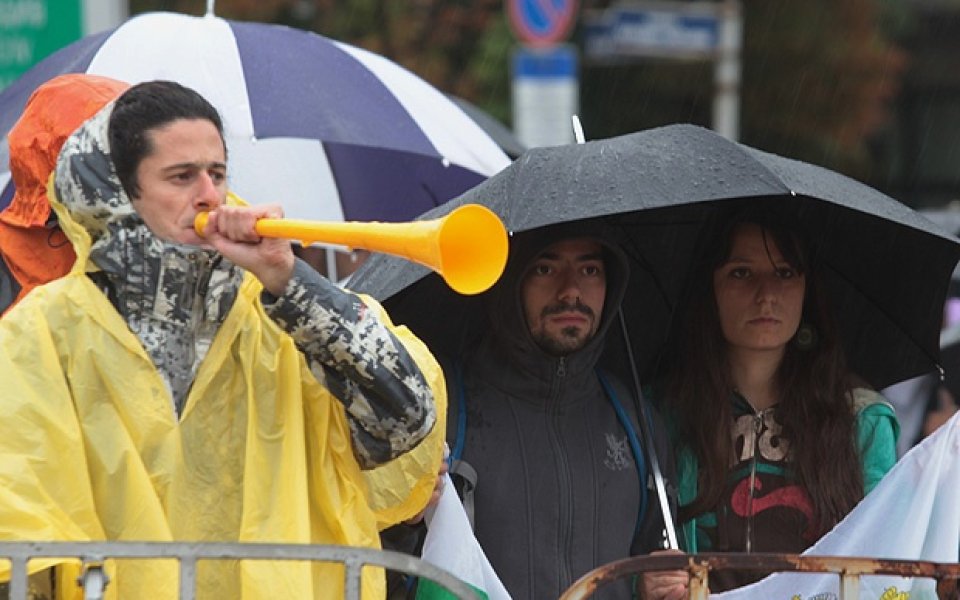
[195,204,508,295]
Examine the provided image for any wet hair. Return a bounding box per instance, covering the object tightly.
[663,209,863,538]
[108,80,225,199]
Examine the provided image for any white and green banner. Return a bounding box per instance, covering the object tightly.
[417,474,511,600]
[717,412,960,600]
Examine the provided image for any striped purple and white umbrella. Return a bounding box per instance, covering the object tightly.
[0,10,510,223]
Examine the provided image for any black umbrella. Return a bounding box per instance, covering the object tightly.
[918,209,960,402]
[937,327,960,403]
[351,123,960,392]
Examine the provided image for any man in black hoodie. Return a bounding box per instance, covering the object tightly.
[422,223,677,599]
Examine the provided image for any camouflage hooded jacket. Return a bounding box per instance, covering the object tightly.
[51,103,436,468]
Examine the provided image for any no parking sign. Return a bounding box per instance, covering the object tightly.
[507,0,579,47]
[508,0,580,148]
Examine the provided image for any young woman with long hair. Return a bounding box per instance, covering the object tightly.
[642,210,899,599]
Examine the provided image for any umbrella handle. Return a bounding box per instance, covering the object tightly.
[617,309,680,551]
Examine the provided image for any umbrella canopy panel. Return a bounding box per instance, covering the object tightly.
[448,94,526,159]
[0,12,510,223]
[350,124,960,391]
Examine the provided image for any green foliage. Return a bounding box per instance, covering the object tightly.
[580,0,906,182]
[245,1,509,121]
[133,0,911,187]
[741,0,905,178]
[462,14,513,126]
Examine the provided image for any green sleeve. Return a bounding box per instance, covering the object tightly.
[674,446,699,552]
[853,389,900,494]
[655,396,702,553]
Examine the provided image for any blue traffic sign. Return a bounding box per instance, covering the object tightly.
[507,0,579,47]
[583,2,720,60]
[513,45,577,78]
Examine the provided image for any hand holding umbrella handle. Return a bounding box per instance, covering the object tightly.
[195,204,509,295]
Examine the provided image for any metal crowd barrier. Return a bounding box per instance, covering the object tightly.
[559,553,960,600]
[0,541,477,600]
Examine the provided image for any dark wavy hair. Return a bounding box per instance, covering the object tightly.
[664,209,863,538]
[108,80,225,199]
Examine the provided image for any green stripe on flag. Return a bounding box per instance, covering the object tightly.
[416,578,488,599]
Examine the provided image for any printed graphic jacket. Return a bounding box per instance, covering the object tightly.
[676,389,899,591]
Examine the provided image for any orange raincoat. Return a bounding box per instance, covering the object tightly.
[0,74,128,315]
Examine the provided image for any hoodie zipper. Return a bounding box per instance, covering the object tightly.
[550,356,574,589]
[744,408,769,553]
[178,252,215,418]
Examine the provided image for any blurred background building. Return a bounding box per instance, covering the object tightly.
[4,0,960,210]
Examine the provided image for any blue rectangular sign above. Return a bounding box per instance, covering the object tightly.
[584,2,720,61]
[513,45,578,79]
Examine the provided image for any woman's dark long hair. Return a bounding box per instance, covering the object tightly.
[664,209,864,538]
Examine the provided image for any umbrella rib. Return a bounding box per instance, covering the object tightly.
[614,222,678,310]
[819,257,942,382]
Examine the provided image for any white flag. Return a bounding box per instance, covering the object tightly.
[715,411,960,600]
[416,474,512,600]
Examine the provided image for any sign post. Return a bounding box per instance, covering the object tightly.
[512,45,578,148]
[712,0,742,141]
[583,0,742,141]
[507,0,580,148]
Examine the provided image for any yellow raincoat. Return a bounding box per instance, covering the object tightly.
[0,183,446,598]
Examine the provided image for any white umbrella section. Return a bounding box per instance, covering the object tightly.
[0,11,510,225]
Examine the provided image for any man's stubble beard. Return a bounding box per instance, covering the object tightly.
[533,325,591,357]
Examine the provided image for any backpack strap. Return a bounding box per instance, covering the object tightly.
[597,369,650,536]
[447,361,479,529]
[851,387,895,416]
[450,459,478,527]
[449,362,468,463]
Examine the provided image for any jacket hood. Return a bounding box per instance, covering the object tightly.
[1,74,128,229]
[482,220,630,381]
[52,101,139,263]
[50,99,243,412]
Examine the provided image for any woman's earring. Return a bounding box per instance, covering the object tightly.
[795,322,818,350]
